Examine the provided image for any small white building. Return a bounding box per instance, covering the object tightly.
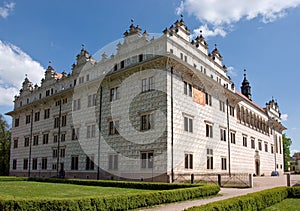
[7,19,286,182]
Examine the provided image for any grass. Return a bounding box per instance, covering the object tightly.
[264,198,300,211]
[0,180,152,199]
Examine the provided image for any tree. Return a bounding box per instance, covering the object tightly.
[0,114,11,176]
[282,133,292,172]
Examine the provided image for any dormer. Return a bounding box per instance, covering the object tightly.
[72,45,96,74]
[211,45,223,66]
[169,18,190,42]
[191,32,208,55]
[45,65,56,80]
[21,76,33,93]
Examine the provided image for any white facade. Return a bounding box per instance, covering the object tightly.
[8,19,285,182]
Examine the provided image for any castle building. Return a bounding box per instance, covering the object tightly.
[7,19,286,182]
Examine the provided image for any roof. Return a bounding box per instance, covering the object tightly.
[235,90,266,113]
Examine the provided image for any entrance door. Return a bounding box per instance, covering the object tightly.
[255,160,260,176]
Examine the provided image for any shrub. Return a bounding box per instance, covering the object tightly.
[187,187,289,211]
[0,179,220,210]
[27,177,197,190]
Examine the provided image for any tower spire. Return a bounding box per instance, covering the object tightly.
[241,69,252,101]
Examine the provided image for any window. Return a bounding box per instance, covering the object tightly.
[13,139,18,148]
[258,140,262,151]
[54,117,59,128]
[139,54,143,62]
[26,115,31,124]
[52,163,57,170]
[61,133,66,142]
[110,87,120,101]
[55,100,61,106]
[15,118,19,127]
[184,153,193,169]
[180,53,183,60]
[205,93,212,106]
[23,158,28,170]
[86,74,90,82]
[32,158,38,170]
[88,94,97,107]
[279,136,282,154]
[53,134,58,143]
[219,100,225,112]
[265,142,268,152]
[33,135,39,146]
[73,99,81,111]
[43,133,49,144]
[72,127,79,140]
[53,149,58,158]
[46,90,50,96]
[60,148,65,157]
[62,114,67,127]
[221,157,227,170]
[87,124,96,138]
[86,156,94,170]
[142,77,155,92]
[230,131,236,144]
[44,108,50,119]
[141,151,153,169]
[271,144,274,154]
[207,149,213,169]
[220,128,226,141]
[120,60,125,68]
[229,106,235,117]
[78,76,84,84]
[183,81,192,97]
[206,123,213,138]
[141,113,154,131]
[24,137,29,147]
[109,120,119,135]
[12,159,17,170]
[71,155,79,170]
[62,98,68,104]
[251,138,255,149]
[243,136,247,147]
[108,154,118,170]
[184,117,193,132]
[42,157,47,170]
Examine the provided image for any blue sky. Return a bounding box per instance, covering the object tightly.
[0,0,299,153]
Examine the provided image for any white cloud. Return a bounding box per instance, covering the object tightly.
[177,0,300,37]
[193,24,227,38]
[281,113,288,121]
[227,66,237,77]
[0,2,15,18]
[0,40,45,106]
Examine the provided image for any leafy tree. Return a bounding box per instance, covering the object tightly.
[0,114,11,176]
[282,133,292,172]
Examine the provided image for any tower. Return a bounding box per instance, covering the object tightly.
[241,69,252,100]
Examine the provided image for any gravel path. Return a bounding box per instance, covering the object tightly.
[140,175,300,211]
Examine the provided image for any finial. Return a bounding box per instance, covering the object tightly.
[214,44,217,49]
[49,61,51,65]
[244,69,246,77]
[181,14,183,18]
[25,74,28,78]
[81,43,84,50]
[131,18,134,23]
[200,30,202,35]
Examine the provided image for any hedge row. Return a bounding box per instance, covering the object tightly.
[27,177,197,190]
[0,184,220,210]
[187,186,300,211]
[0,176,27,182]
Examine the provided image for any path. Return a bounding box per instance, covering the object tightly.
[141,175,300,211]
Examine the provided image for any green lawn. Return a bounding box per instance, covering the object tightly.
[264,198,300,211]
[0,181,152,199]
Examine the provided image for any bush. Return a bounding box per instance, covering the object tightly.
[27,177,197,190]
[0,176,27,182]
[187,187,289,211]
[0,178,220,210]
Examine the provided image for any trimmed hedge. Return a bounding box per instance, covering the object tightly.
[187,186,300,211]
[0,177,220,210]
[0,176,27,182]
[27,177,197,190]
